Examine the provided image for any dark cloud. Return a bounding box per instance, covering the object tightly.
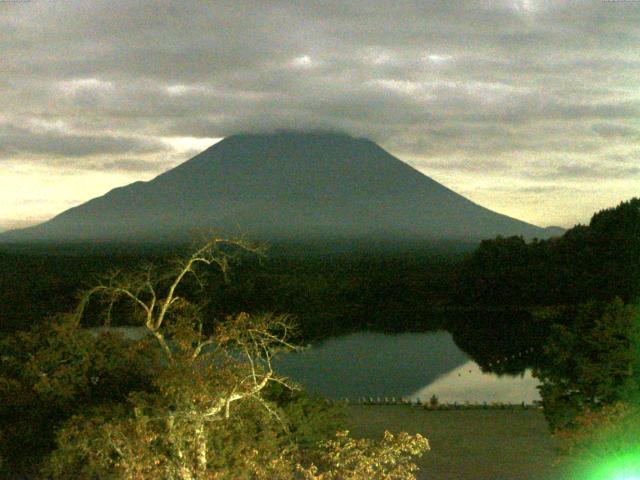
[0,122,167,159]
[417,158,509,174]
[98,158,169,173]
[518,185,574,194]
[533,163,640,180]
[0,0,639,180]
[591,122,639,138]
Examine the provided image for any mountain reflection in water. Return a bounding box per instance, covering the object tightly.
[273,331,540,402]
[410,360,540,404]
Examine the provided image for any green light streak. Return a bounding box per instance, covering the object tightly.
[572,452,640,480]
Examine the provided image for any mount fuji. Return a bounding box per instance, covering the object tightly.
[1,132,557,244]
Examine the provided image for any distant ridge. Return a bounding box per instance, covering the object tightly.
[1,132,555,244]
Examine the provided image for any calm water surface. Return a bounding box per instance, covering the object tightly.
[89,327,540,403]
[273,331,540,403]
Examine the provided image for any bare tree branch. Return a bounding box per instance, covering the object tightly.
[73,237,263,363]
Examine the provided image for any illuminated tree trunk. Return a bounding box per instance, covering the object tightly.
[194,420,208,476]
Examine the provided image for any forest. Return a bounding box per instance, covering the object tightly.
[0,197,639,478]
[2,199,638,364]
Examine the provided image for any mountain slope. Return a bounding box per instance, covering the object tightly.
[1,132,551,243]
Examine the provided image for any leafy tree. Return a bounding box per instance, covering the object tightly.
[0,316,161,477]
[533,299,640,433]
[298,430,429,480]
[456,197,640,307]
[455,235,533,306]
[586,197,640,302]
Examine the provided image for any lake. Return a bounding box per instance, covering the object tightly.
[87,327,541,403]
[273,331,541,403]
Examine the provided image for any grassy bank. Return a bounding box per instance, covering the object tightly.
[345,405,562,480]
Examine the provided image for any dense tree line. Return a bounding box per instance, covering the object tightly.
[0,243,464,340]
[468,199,640,474]
[447,198,640,370]
[202,250,459,340]
[455,198,640,307]
[531,300,640,475]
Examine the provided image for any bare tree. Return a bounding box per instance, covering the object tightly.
[66,237,303,479]
[74,237,264,362]
[44,237,429,480]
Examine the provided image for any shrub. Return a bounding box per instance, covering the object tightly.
[0,316,160,475]
[298,430,430,480]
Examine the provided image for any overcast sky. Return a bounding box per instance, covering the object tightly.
[2,0,639,232]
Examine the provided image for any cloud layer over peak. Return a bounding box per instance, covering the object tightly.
[1,0,639,230]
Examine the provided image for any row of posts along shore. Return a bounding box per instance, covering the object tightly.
[329,397,543,410]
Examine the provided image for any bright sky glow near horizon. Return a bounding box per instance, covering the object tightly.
[1,0,639,233]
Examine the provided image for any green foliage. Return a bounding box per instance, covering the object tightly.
[265,383,345,449]
[456,235,533,306]
[588,197,640,302]
[44,383,287,479]
[555,402,640,457]
[298,430,430,480]
[0,316,160,476]
[5,238,428,479]
[0,245,458,341]
[456,197,640,307]
[0,316,159,411]
[445,198,640,371]
[533,300,640,432]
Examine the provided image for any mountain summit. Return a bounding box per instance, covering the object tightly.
[2,132,551,243]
